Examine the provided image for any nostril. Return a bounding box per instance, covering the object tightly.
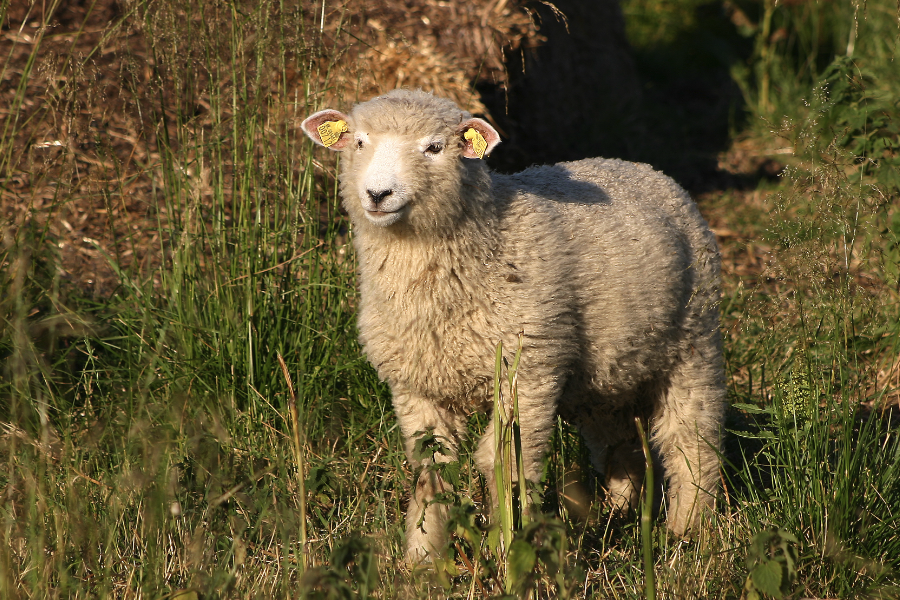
[367,189,392,206]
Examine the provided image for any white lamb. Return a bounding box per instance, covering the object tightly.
[301,89,725,562]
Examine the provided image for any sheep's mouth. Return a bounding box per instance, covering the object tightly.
[363,205,407,226]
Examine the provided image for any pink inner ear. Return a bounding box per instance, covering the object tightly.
[458,117,500,159]
[301,109,352,150]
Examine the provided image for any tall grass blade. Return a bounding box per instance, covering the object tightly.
[635,417,657,600]
[278,352,307,573]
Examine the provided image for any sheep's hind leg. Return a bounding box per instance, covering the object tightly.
[652,350,725,536]
[393,392,466,564]
[565,399,655,517]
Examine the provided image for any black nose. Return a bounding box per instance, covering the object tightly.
[367,189,392,206]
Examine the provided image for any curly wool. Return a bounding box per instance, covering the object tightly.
[302,89,726,563]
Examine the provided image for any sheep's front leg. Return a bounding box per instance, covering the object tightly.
[473,376,558,517]
[393,392,466,564]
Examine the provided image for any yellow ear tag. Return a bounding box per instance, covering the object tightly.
[464,128,488,159]
[317,120,348,148]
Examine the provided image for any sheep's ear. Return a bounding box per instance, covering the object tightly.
[301,109,353,151]
[457,118,500,159]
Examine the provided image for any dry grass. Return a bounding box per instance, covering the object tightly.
[4,1,900,598]
[1,0,542,295]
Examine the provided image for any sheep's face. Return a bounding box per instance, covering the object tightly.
[301,91,500,232]
[346,130,451,227]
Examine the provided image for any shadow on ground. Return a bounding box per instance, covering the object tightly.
[480,0,765,195]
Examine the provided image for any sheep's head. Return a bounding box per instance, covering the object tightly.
[301,90,500,231]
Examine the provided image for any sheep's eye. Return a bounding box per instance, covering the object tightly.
[356,139,364,150]
[425,142,443,155]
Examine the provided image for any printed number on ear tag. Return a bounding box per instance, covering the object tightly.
[317,120,348,148]
[464,128,487,159]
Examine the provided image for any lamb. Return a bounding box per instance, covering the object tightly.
[301,89,725,563]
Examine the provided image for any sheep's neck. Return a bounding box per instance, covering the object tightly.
[356,211,502,312]
[355,212,504,406]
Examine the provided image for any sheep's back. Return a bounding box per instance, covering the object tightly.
[492,158,720,395]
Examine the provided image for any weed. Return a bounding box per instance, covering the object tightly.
[741,528,799,600]
[2,0,900,598]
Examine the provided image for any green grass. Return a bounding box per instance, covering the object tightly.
[2,0,900,598]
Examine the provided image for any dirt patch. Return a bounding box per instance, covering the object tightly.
[2,0,764,302]
[2,0,546,295]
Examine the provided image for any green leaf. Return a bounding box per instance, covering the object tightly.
[432,555,458,590]
[508,539,537,581]
[727,428,777,440]
[437,460,461,486]
[732,403,774,414]
[486,525,501,555]
[447,500,481,546]
[306,464,335,496]
[412,431,444,461]
[751,559,784,598]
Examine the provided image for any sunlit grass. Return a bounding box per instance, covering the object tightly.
[2,0,899,598]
